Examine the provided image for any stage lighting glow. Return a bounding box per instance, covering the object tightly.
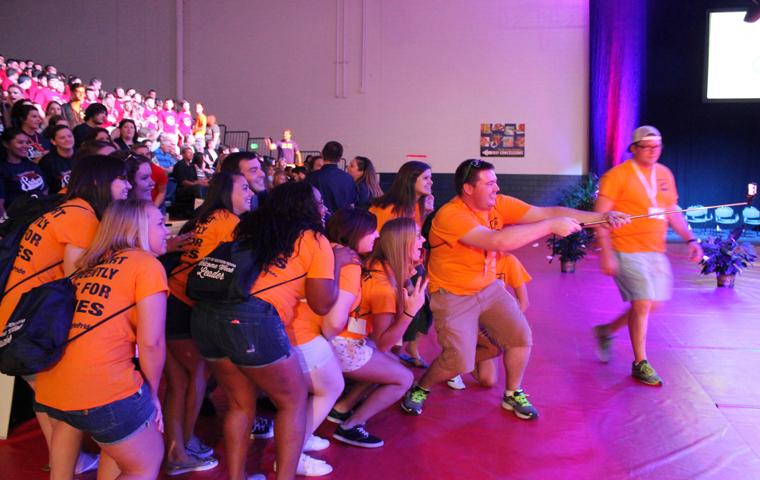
[705,11,760,101]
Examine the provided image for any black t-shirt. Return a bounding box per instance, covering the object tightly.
[0,159,47,206]
[73,123,96,147]
[172,160,198,187]
[38,150,73,194]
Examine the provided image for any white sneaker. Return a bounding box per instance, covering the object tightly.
[247,475,266,480]
[275,453,333,477]
[447,375,466,390]
[304,434,330,452]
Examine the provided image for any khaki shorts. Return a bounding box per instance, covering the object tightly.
[614,251,673,302]
[430,280,532,375]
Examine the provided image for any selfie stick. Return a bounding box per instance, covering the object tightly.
[580,182,758,227]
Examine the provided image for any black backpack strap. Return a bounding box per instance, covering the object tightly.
[3,260,63,296]
[64,302,137,345]
[251,273,307,297]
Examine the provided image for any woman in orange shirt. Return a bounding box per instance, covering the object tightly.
[163,171,252,475]
[0,154,130,476]
[190,182,357,480]
[285,208,379,475]
[35,199,169,480]
[369,161,434,366]
[329,217,427,448]
[369,160,433,231]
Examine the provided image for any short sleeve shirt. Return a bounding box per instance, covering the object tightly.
[287,263,361,346]
[169,209,240,305]
[598,160,678,253]
[252,231,334,324]
[338,262,397,340]
[35,249,168,411]
[427,195,531,295]
[0,198,97,332]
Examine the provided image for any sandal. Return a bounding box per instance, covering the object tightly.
[398,353,429,369]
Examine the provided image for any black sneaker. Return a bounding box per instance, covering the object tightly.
[333,425,384,448]
[326,408,352,424]
[249,416,274,439]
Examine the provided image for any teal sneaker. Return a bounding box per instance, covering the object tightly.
[632,360,663,386]
[400,385,429,415]
[501,389,539,420]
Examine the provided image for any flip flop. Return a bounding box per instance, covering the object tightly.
[398,353,429,369]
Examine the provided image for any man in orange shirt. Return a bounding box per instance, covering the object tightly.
[593,126,702,386]
[401,159,629,419]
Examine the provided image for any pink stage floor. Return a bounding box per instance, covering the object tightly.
[2,242,759,479]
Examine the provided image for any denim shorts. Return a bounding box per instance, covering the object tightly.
[191,298,291,367]
[36,384,155,445]
[166,294,192,340]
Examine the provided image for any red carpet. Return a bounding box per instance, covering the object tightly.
[2,242,760,479]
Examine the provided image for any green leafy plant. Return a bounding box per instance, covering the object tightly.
[547,174,599,264]
[699,227,757,276]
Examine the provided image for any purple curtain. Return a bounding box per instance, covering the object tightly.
[589,0,648,175]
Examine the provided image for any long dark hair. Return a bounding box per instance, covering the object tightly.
[326,208,377,252]
[64,155,127,219]
[353,156,383,199]
[117,119,137,143]
[235,181,324,271]
[181,170,242,234]
[371,160,430,218]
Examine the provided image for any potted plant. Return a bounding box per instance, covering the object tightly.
[546,174,599,272]
[699,227,757,287]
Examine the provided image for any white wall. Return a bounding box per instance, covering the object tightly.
[2,0,589,174]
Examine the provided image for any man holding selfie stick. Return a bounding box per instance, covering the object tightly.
[592,125,702,386]
[401,159,629,420]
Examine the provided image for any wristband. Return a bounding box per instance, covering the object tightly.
[403,311,415,318]
[687,238,698,244]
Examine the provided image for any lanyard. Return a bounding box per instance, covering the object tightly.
[462,200,497,276]
[630,161,658,208]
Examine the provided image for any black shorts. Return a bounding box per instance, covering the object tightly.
[166,294,192,340]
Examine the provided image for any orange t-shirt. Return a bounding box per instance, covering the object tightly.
[497,253,532,289]
[35,249,168,411]
[427,195,531,295]
[339,262,397,340]
[598,160,678,253]
[168,209,239,305]
[0,198,98,332]
[252,231,334,325]
[287,263,361,346]
[369,203,423,232]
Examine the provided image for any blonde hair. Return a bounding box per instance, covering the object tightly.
[365,217,418,314]
[76,199,156,270]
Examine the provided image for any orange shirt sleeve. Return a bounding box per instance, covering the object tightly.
[365,268,397,314]
[495,195,532,224]
[135,255,169,301]
[304,233,335,279]
[52,200,99,249]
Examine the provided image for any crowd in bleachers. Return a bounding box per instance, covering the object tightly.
[0,53,544,480]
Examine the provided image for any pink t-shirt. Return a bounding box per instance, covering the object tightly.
[177,112,193,136]
[159,110,178,134]
[143,107,159,130]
